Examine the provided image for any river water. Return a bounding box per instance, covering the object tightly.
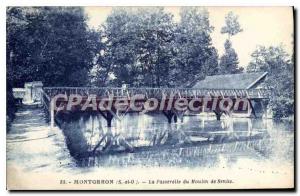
[7,108,294,189]
[59,112,294,169]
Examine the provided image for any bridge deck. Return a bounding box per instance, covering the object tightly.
[43,87,270,99]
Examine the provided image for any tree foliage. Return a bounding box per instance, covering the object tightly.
[94,7,219,87]
[6,7,102,127]
[94,8,177,87]
[172,7,219,86]
[247,45,294,118]
[221,11,243,39]
[219,40,243,74]
[219,11,243,74]
[7,7,101,87]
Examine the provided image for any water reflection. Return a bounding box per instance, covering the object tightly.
[59,112,294,168]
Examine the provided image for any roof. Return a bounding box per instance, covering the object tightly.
[192,72,268,90]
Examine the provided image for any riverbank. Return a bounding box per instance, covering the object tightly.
[7,105,75,179]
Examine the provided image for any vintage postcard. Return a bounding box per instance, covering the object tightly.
[6,6,294,190]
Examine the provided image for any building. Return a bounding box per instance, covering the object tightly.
[191,72,269,118]
[13,81,43,104]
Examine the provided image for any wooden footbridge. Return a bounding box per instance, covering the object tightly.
[12,73,272,158]
[40,87,270,128]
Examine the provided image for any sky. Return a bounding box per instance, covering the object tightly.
[84,6,293,67]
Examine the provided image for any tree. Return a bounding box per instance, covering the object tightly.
[221,11,243,39]
[135,8,176,87]
[219,40,243,74]
[219,11,243,74]
[247,45,294,118]
[172,7,219,86]
[7,7,101,87]
[94,7,219,88]
[6,7,101,129]
[96,7,176,87]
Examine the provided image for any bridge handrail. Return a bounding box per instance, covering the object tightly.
[43,86,270,90]
[43,87,270,97]
[42,87,270,100]
[43,87,271,93]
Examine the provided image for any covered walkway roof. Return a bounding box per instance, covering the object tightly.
[192,72,268,90]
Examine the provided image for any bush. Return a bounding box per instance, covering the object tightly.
[271,97,294,119]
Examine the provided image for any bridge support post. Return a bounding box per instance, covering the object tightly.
[162,110,177,124]
[174,111,185,123]
[213,110,223,121]
[174,114,178,123]
[107,112,113,127]
[50,99,55,128]
[99,110,114,127]
[249,99,269,118]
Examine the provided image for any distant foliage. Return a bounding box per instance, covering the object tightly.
[95,8,176,87]
[247,45,294,118]
[6,7,102,126]
[221,11,243,38]
[219,11,243,74]
[173,7,219,86]
[6,7,101,87]
[219,40,243,74]
[94,7,219,87]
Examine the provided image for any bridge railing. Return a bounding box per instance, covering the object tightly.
[43,87,271,99]
[40,89,51,109]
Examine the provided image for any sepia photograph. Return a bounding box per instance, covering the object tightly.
[6,6,294,190]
